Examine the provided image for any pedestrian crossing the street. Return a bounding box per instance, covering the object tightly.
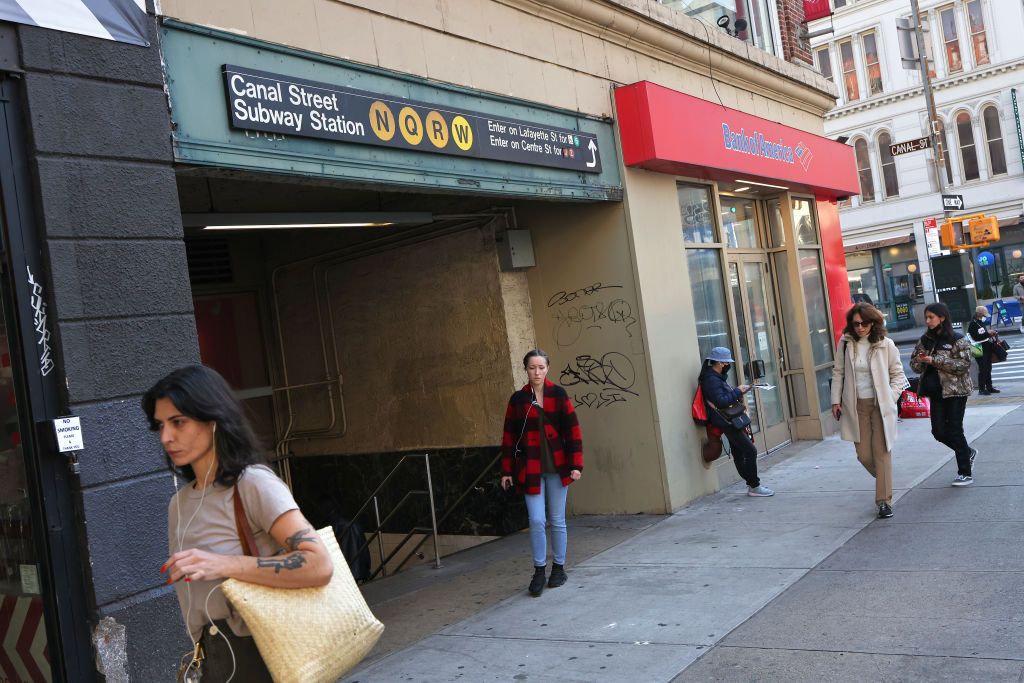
[991,335,1024,383]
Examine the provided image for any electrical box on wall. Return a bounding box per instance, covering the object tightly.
[496,230,535,271]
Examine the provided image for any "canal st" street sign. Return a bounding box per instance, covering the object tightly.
[889,136,932,156]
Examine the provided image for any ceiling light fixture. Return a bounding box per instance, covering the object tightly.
[182,211,433,231]
[734,186,751,192]
[734,179,789,190]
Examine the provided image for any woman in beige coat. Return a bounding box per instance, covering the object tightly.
[830,303,908,518]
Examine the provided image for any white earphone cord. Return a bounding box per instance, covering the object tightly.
[173,466,237,683]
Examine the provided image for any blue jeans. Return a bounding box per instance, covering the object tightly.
[524,473,568,567]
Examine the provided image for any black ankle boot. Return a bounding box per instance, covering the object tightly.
[547,563,567,588]
[528,566,546,596]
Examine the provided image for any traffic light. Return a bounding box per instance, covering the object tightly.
[940,220,958,249]
[967,215,999,243]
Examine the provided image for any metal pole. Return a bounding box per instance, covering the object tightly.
[424,454,442,568]
[910,0,947,302]
[372,495,387,578]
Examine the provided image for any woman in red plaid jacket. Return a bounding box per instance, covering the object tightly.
[501,349,584,597]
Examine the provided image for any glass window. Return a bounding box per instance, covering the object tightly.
[921,15,937,78]
[720,196,759,249]
[966,0,989,66]
[659,1,776,55]
[861,32,883,95]
[834,0,847,8]
[983,107,1007,176]
[877,131,899,198]
[678,183,717,244]
[816,47,833,82]
[839,40,859,101]
[854,138,874,202]
[800,250,833,368]
[937,120,954,185]
[940,6,963,73]
[793,198,818,246]
[687,248,730,362]
[956,111,979,181]
[766,197,785,247]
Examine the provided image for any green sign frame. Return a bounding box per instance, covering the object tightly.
[162,21,622,201]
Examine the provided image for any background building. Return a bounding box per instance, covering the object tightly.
[809,0,1024,328]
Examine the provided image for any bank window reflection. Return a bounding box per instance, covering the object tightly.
[678,184,717,244]
[679,183,730,362]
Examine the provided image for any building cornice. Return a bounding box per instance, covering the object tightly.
[511,0,839,116]
[826,58,1024,121]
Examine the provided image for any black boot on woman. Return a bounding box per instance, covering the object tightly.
[548,563,567,588]
[528,566,546,596]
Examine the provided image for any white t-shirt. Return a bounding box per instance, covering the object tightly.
[855,338,875,400]
[167,464,298,639]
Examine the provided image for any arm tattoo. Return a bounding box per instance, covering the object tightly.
[284,527,317,552]
[257,553,307,573]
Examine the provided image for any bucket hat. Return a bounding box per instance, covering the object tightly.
[706,347,735,363]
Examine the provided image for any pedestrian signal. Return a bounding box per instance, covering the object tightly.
[967,215,999,243]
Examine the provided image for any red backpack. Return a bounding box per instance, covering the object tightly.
[691,383,708,425]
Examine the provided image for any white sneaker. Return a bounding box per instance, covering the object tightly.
[747,485,775,497]
[951,475,974,487]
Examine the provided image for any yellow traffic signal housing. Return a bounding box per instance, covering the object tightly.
[940,221,958,249]
[968,215,999,243]
[939,213,999,251]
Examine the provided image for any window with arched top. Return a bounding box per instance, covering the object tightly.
[936,120,954,185]
[854,138,874,201]
[956,111,979,181]
[877,131,898,197]
[983,106,1007,176]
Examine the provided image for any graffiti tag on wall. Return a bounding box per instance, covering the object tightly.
[26,267,54,376]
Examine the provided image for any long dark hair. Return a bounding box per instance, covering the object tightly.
[923,302,955,340]
[142,365,263,486]
[842,302,886,343]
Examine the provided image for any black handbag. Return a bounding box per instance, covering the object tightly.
[918,366,942,397]
[711,398,752,430]
[991,340,1008,364]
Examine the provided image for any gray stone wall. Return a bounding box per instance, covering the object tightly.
[17,18,196,680]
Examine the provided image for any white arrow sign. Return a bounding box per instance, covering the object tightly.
[586,139,598,168]
[942,194,965,211]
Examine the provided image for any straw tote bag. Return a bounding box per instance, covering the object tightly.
[221,488,384,683]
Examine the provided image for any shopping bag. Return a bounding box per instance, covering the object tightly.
[701,425,724,463]
[991,341,1008,364]
[898,390,930,418]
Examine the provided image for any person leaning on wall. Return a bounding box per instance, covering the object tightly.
[699,347,774,498]
[831,303,908,519]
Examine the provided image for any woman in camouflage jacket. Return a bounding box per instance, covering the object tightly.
[910,302,976,486]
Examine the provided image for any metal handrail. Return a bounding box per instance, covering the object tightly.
[340,450,502,581]
[340,453,442,579]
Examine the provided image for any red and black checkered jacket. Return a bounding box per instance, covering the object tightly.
[501,379,584,495]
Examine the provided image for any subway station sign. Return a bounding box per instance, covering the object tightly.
[223,65,602,173]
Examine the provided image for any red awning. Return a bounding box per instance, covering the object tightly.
[614,81,860,199]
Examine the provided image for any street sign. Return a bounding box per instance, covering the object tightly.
[889,136,931,156]
[942,194,964,211]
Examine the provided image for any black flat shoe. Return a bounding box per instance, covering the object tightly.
[979,390,991,395]
[878,503,893,519]
[528,567,546,596]
[989,387,1001,393]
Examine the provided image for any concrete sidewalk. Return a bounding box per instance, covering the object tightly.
[343,402,1022,683]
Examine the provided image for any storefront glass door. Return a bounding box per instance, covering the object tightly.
[0,287,52,683]
[727,257,790,452]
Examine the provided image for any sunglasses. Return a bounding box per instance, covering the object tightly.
[851,321,872,328]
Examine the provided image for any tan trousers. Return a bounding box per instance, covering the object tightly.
[855,398,892,505]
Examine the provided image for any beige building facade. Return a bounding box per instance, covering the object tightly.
[157,0,853,522]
